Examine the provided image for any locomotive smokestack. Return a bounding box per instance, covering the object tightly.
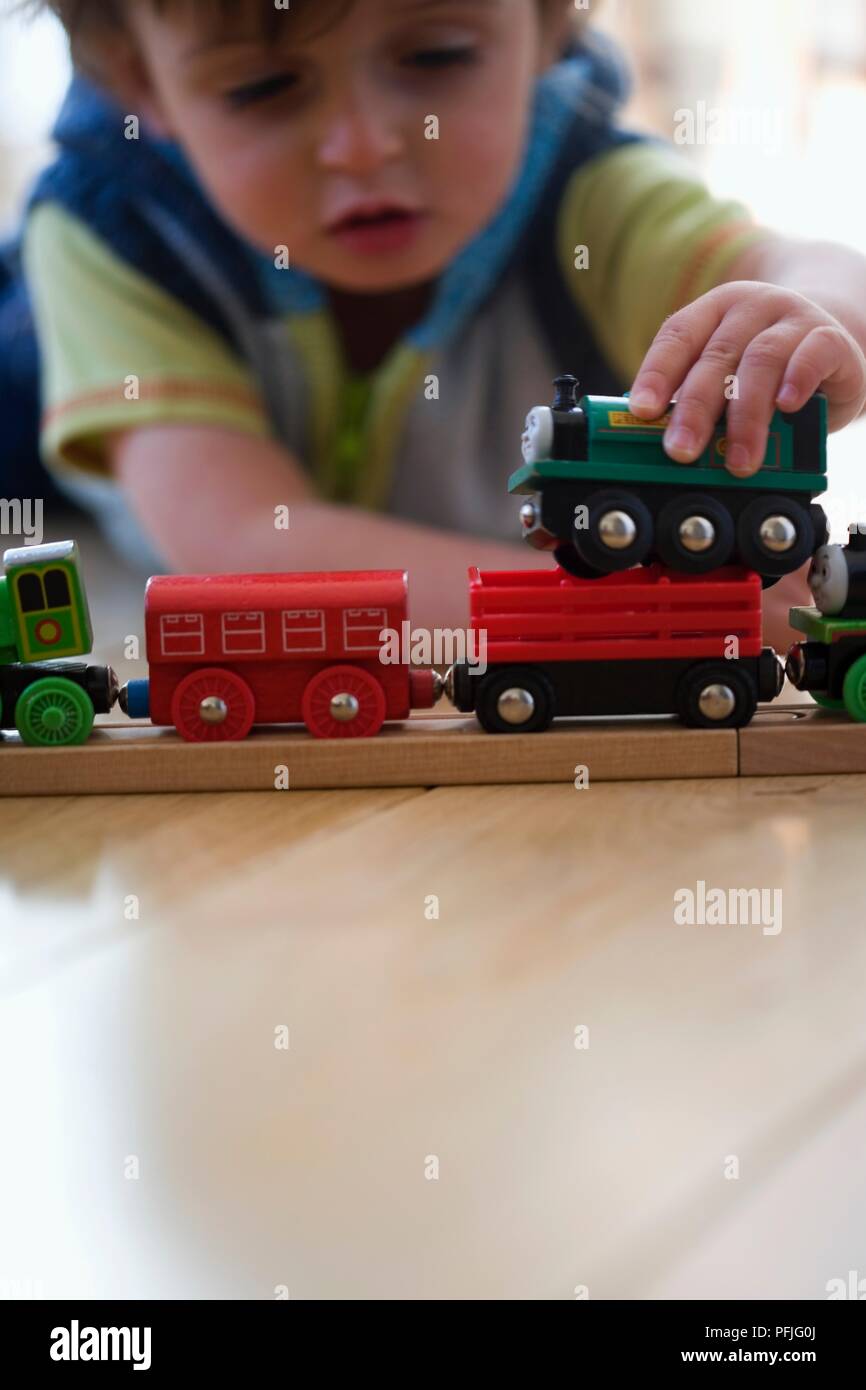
[552,375,579,412]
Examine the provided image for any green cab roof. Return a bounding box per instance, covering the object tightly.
[789,605,866,642]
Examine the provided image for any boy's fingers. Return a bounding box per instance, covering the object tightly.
[628,294,729,418]
[660,327,748,463]
[721,324,801,475]
[777,324,857,410]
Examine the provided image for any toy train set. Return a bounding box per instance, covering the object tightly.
[2,379,865,753]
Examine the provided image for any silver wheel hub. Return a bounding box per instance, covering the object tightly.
[760,515,797,553]
[598,510,637,550]
[678,515,716,553]
[330,692,360,722]
[199,696,229,725]
[698,683,737,721]
[520,501,538,530]
[497,687,535,725]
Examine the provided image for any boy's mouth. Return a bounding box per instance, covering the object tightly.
[325,202,427,255]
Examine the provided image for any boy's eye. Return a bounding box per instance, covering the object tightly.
[404,46,479,70]
[225,73,297,109]
[221,45,478,108]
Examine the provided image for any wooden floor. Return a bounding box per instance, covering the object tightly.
[1,522,865,1298]
[2,770,866,1298]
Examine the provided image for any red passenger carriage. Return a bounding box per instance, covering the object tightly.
[135,570,438,741]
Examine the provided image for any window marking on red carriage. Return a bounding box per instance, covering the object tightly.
[282,609,326,653]
[343,608,387,652]
[160,613,205,657]
[221,610,266,655]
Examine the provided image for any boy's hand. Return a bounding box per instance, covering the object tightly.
[628,281,866,476]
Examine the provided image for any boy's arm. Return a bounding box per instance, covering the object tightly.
[110,425,552,633]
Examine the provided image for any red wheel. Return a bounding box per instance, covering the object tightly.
[170,668,256,742]
[302,665,387,739]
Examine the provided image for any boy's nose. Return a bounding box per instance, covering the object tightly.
[316,86,405,173]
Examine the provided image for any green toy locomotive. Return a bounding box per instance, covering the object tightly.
[511,376,829,584]
[0,541,118,746]
[786,529,866,720]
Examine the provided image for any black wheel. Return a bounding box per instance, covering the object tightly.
[736,494,815,579]
[655,493,735,573]
[573,489,654,574]
[676,661,758,729]
[475,667,555,734]
[810,502,829,550]
[553,544,606,579]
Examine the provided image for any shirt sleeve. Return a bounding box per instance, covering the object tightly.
[555,140,774,383]
[23,202,271,478]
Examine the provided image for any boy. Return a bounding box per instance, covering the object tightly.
[17,0,866,641]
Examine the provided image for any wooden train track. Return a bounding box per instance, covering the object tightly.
[2,704,865,796]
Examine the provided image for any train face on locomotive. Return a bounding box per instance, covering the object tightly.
[786,528,866,720]
[807,530,866,617]
[0,541,118,745]
[511,375,828,584]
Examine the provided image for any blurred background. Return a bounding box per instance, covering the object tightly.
[1,0,865,530]
[0,3,69,232]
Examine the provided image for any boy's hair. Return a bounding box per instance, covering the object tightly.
[31,1,585,76]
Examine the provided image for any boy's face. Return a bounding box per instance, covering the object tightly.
[128,0,560,292]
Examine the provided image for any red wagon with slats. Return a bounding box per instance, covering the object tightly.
[447,563,783,732]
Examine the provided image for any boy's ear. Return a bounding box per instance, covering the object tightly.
[83,34,174,139]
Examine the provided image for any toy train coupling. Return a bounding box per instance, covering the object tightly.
[785,643,825,694]
[408,667,444,711]
[105,665,121,712]
[118,679,149,720]
[426,669,447,707]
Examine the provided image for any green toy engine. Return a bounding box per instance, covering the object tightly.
[510,375,829,583]
[0,541,119,746]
